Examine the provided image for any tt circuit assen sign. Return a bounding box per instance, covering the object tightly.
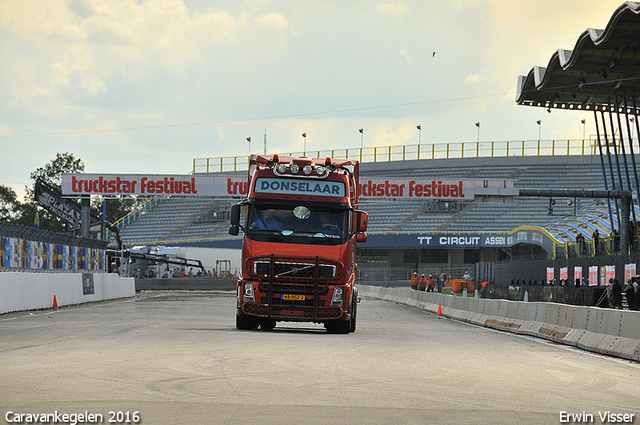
[366,229,555,252]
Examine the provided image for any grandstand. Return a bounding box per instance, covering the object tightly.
[111,153,632,265]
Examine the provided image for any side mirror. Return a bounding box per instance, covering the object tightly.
[230,204,241,226]
[356,210,368,233]
[229,204,241,235]
[356,233,367,243]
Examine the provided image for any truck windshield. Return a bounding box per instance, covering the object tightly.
[247,204,348,242]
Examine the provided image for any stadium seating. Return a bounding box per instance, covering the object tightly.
[112,156,629,247]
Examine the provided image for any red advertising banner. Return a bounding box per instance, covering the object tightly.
[589,266,598,286]
[546,267,554,284]
[62,174,249,197]
[357,178,474,200]
[625,263,636,283]
[62,174,506,200]
[605,265,616,283]
[560,267,568,281]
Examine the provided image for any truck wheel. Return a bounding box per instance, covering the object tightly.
[260,319,276,331]
[236,314,257,330]
[349,297,357,333]
[325,319,350,334]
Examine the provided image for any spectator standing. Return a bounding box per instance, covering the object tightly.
[612,278,622,309]
[634,277,640,310]
[439,272,447,293]
[419,274,427,292]
[624,279,635,311]
[607,278,615,308]
[592,229,600,255]
[427,275,436,292]
[575,233,585,256]
[463,270,471,280]
[410,272,419,290]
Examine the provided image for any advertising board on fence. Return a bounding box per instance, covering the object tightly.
[63,174,514,200]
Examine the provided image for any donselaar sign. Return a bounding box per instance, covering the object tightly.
[254,178,346,197]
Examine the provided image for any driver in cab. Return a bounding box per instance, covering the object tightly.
[317,214,341,236]
[250,210,281,231]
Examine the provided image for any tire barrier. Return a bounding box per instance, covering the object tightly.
[358,285,640,362]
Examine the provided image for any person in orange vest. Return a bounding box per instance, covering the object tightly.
[411,272,419,290]
[427,274,436,292]
[419,274,427,291]
[480,281,489,297]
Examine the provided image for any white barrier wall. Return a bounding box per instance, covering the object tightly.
[0,272,135,314]
[359,285,640,362]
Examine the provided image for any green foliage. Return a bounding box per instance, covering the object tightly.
[92,196,146,225]
[3,152,142,232]
[0,185,20,221]
[30,152,84,187]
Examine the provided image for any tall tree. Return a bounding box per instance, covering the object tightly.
[19,153,85,232]
[30,152,84,186]
[0,185,20,222]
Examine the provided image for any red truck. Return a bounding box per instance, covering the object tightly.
[229,154,368,333]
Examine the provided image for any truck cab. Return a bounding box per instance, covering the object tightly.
[229,154,367,333]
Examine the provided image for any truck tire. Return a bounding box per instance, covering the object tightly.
[349,296,357,333]
[236,314,257,330]
[260,319,276,331]
[325,319,350,334]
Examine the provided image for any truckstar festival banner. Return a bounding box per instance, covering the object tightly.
[62,174,226,196]
[358,178,473,200]
[63,174,487,200]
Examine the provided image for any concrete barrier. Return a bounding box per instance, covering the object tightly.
[359,284,640,362]
[0,272,135,314]
[135,277,237,291]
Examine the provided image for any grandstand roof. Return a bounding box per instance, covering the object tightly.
[516,2,640,111]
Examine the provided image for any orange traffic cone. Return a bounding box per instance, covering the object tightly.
[52,295,58,309]
[436,302,443,317]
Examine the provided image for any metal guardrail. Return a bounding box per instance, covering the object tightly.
[193,139,601,173]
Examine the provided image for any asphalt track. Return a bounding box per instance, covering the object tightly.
[1,291,639,425]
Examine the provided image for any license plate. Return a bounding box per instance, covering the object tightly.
[282,294,305,301]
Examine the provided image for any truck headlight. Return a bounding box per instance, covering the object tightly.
[244,282,255,302]
[330,287,344,306]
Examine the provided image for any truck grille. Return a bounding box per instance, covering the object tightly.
[254,260,336,279]
[251,255,339,295]
[242,302,343,320]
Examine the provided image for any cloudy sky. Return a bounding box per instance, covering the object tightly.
[0,0,629,199]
